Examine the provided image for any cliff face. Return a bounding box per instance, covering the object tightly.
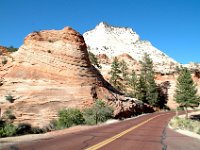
[83,22,200,109]
[83,22,179,74]
[0,27,152,127]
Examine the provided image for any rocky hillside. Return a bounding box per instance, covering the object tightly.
[83,22,200,109]
[0,27,153,127]
[84,22,179,74]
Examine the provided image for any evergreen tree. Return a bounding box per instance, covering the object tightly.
[88,51,101,69]
[129,70,138,97]
[109,57,122,90]
[174,68,200,118]
[135,74,147,102]
[120,60,129,82]
[139,53,159,106]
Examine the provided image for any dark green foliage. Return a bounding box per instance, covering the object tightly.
[109,57,123,90]
[128,70,138,97]
[135,75,147,102]
[5,94,15,103]
[83,99,113,125]
[6,46,18,52]
[157,81,170,109]
[120,60,129,82]
[0,123,16,137]
[82,108,96,125]
[137,53,159,106]
[174,68,200,118]
[55,108,85,129]
[88,51,101,69]
[0,111,44,137]
[16,123,32,135]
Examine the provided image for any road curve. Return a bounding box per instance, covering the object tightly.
[3,112,200,150]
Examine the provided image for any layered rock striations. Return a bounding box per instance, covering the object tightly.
[0,27,152,127]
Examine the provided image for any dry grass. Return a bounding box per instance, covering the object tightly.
[170,116,200,135]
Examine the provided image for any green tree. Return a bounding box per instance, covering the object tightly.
[135,74,147,102]
[120,60,129,82]
[88,51,101,69]
[109,57,123,90]
[83,99,113,125]
[56,108,85,129]
[174,68,200,118]
[129,70,138,97]
[138,53,159,106]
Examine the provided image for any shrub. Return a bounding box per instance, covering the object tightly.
[0,123,16,137]
[5,94,15,103]
[82,107,96,125]
[30,127,44,134]
[45,120,57,131]
[83,99,113,125]
[170,117,200,135]
[2,109,16,122]
[55,108,85,129]
[16,123,32,135]
[2,57,7,65]
[6,46,18,52]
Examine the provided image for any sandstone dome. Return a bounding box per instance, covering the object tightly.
[0,27,152,127]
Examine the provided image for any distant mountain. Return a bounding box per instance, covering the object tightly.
[83,22,180,73]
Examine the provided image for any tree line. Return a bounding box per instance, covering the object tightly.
[89,51,200,113]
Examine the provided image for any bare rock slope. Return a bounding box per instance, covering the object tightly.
[83,22,200,109]
[0,27,152,127]
[84,22,179,74]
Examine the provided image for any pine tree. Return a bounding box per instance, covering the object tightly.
[129,70,138,97]
[135,74,147,102]
[174,68,200,118]
[109,57,122,90]
[88,51,101,69]
[139,53,159,106]
[120,60,129,82]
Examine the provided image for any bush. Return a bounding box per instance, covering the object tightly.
[31,127,44,134]
[16,123,32,135]
[2,57,7,65]
[55,108,85,129]
[0,123,16,137]
[6,46,18,52]
[2,109,16,122]
[45,120,57,131]
[170,117,200,135]
[82,107,96,125]
[83,99,113,125]
[0,117,44,137]
[5,94,15,103]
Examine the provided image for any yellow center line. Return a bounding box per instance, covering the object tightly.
[85,114,165,150]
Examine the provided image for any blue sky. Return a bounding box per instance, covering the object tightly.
[0,0,200,64]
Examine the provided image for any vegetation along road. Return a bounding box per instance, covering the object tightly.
[3,111,200,150]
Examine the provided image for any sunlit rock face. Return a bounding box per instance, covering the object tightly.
[83,22,179,74]
[0,27,153,127]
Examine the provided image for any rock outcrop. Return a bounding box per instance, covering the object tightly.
[0,27,153,127]
[84,22,179,74]
[83,22,200,109]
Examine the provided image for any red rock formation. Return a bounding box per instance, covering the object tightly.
[0,27,152,127]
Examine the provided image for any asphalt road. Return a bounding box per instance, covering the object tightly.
[3,112,200,150]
